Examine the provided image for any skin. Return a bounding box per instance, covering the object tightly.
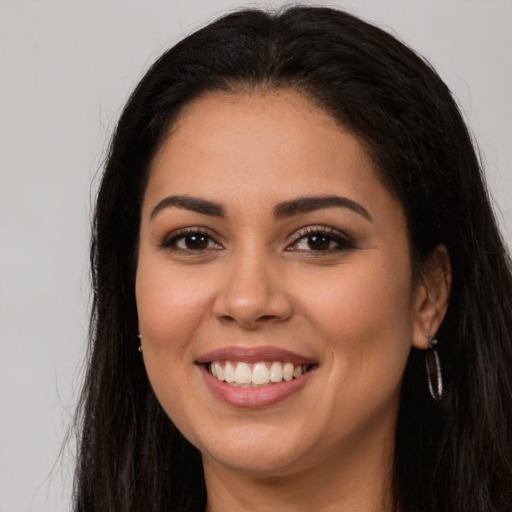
[136,90,451,512]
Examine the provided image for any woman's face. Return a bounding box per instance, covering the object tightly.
[136,90,427,476]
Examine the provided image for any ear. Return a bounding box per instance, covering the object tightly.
[412,245,452,350]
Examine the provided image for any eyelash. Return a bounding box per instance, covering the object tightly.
[286,226,356,253]
[160,228,222,252]
[160,226,356,254]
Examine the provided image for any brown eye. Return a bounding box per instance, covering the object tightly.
[287,226,356,253]
[293,233,338,251]
[161,229,222,252]
[182,233,208,250]
[306,234,332,250]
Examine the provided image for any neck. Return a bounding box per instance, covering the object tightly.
[203,422,395,512]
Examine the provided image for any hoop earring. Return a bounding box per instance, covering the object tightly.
[425,332,442,401]
[137,333,142,352]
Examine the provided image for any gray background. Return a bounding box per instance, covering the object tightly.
[1,1,511,510]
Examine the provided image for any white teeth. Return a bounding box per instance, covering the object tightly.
[283,362,294,382]
[209,360,310,386]
[234,362,252,384]
[252,362,270,385]
[224,362,235,383]
[270,361,283,382]
[213,362,224,381]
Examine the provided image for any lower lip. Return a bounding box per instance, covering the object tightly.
[199,365,315,408]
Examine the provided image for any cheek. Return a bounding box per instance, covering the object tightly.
[136,258,212,349]
[308,250,411,309]
[135,258,213,430]
[302,256,414,380]
[297,258,414,440]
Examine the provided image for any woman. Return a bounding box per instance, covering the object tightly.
[74,6,512,512]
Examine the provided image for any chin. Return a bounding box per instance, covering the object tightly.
[193,423,314,475]
[203,443,308,475]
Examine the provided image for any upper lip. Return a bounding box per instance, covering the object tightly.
[195,345,317,365]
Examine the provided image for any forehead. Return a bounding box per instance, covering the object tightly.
[144,90,402,225]
[157,89,350,175]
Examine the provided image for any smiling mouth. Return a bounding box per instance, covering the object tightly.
[207,361,312,388]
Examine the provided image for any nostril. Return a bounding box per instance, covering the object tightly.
[257,315,279,322]
[218,313,281,329]
[213,281,293,327]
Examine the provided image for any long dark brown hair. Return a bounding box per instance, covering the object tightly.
[74,6,512,511]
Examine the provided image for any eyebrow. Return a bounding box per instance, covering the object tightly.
[273,195,372,221]
[150,195,225,219]
[150,194,371,221]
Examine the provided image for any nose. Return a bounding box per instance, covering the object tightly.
[213,247,293,329]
